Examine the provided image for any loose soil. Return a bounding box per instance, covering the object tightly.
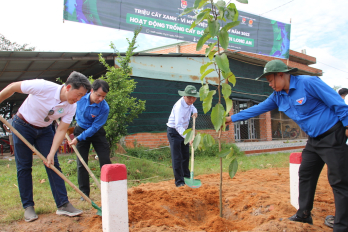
[1,166,334,232]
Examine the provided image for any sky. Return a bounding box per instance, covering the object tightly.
[1,0,348,90]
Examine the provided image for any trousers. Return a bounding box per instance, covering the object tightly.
[74,125,111,197]
[167,127,190,186]
[297,121,348,232]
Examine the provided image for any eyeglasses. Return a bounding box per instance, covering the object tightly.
[44,109,55,122]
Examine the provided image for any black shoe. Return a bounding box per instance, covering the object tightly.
[324,215,334,228]
[176,183,185,187]
[288,214,313,225]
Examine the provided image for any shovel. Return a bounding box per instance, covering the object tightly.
[184,116,201,188]
[0,116,102,216]
[56,120,101,190]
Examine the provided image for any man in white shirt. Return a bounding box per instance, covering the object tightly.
[167,85,199,187]
[0,71,91,222]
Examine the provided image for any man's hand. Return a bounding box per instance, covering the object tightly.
[225,116,232,124]
[192,113,198,118]
[345,129,348,137]
[44,152,55,168]
[69,138,78,146]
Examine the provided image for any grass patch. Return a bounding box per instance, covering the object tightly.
[0,148,291,224]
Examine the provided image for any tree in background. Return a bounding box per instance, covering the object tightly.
[0,33,35,51]
[0,33,36,132]
[97,28,146,152]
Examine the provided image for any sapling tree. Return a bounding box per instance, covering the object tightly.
[180,0,248,217]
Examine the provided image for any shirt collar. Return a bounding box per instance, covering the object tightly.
[181,97,189,108]
[54,85,64,101]
[84,92,102,107]
[276,75,297,96]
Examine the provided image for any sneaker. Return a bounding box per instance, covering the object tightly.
[56,202,83,217]
[177,183,185,187]
[80,196,86,201]
[24,206,38,222]
[324,215,334,228]
[288,214,313,225]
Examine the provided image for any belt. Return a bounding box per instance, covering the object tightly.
[17,113,45,130]
[314,121,342,139]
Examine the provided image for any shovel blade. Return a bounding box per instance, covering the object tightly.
[184,177,202,188]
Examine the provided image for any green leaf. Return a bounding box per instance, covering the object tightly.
[184,129,194,145]
[208,20,220,38]
[194,12,208,26]
[236,0,248,4]
[222,114,227,131]
[211,103,225,132]
[198,0,209,9]
[226,148,234,159]
[197,33,211,51]
[208,49,217,60]
[224,97,232,116]
[202,90,216,113]
[200,61,214,74]
[229,158,238,178]
[205,42,217,57]
[198,133,206,150]
[215,53,230,73]
[200,68,214,80]
[193,133,201,150]
[218,149,231,158]
[194,0,202,8]
[226,3,239,21]
[215,0,226,8]
[215,1,225,19]
[199,84,209,101]
[228,72,236,86]
[218,29,229,50]
[222,21,240,31]
[179,7,195,17]
[221,83,231,98]
[203,134,215,147]
[189,21,197,31]
[183,128,192,135]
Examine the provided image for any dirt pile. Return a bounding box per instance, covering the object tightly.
[1,166,334,231]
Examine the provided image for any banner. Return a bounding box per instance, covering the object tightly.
[63,0,291,59]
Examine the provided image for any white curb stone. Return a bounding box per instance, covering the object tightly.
[101,164,129,232]
[289,152,302,210]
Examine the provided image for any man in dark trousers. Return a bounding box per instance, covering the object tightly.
[0,71,91,222]
[226,59,348,232]
[167,85,198,187]
[69,79,111,200]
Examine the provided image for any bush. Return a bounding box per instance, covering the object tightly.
[125,146,172,162]
[195,143,244,157]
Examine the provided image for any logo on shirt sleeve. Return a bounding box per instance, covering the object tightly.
[296,97,304,105]
[91,114,96,118]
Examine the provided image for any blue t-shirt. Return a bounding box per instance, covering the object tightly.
[75,92,109,141]
[232,75,348,137]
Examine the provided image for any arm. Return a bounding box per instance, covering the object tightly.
[304,77,348,126]
[226,96,278,123]
[0,82,23,103]
[69,108,109,146]
[44,121,70,167]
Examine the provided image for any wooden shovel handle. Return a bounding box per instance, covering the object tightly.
[59,120,101,190]
[0,116,92,204]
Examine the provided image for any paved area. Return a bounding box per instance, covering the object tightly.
[235,139,307,151]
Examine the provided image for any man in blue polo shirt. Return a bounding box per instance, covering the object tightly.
[226,60,348,232]
[69,79,111,200]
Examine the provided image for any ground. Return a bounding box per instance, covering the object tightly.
[1,166,334,232]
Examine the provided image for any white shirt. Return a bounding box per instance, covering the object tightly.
[18,79,77,127]
[166,97,197,138]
